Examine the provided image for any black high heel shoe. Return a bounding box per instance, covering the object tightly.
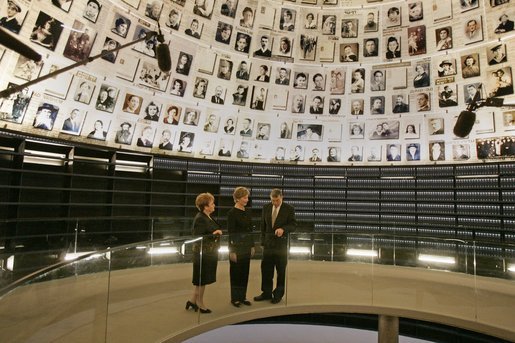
[198,307,212,314]
[231,300,241,307]
[185,300,198,311]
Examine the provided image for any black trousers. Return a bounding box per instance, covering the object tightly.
[260,247,287,299]
[229,250,251,301]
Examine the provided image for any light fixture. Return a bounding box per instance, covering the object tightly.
[418,254,455,265]
[218,245,229,253]
[289,246,311,254]
[64,252,106,261]
[148,247,178,255]
[507,264,515,273]
[346,249,378,257]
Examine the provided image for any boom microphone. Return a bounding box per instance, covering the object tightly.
[0,28,42,62]
[155,26,171,73]
[453,84,482,138]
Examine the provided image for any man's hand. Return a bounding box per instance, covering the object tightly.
[275,228,284,237]
[229,252,237,262]
[213,229,222,235]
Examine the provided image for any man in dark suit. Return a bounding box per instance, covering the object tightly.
[0,0,22,33]
[253,35,272,57]
[254,189,297,304]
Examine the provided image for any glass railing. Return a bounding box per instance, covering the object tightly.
[0,232,514,343]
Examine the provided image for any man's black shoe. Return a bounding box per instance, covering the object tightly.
[253,294,272,301]
[271,297,282,304]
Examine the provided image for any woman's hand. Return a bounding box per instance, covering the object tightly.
[213,229,223,235]
[250,247,255,258]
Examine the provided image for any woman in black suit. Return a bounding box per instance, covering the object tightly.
[227,187,255,307]
[187,192,222,313]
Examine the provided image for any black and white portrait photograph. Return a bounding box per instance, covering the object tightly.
[222,115,237,135]
[363,38,378,57]
[60,108,85,135]
[349,122,364,139]
[256,122,271,140]
[386,144,402,161]
[392,94,409,113]
[232,84,248,106]
[487,67,513,97]
[304,12,317,29]
[326,146,340,162]
[221,0,238,18]
[83,0,101,23]
[176,52,192,75]
[408,1,423,21]
[203,112,220,133]
[299,34,317,61]
[193,0,214,19]
[404,122,420,139]
[132,26,158,58]
[350,98,364,115]
[291,94,305,113]
[165,8,181,30]
[63,21,96,62]
[350,68,365,93]
[369,120,400,140]
[234,32,251,53]
[136,125,155,148]
[460,0,479,12]
[385,36,401,59]
[437,59,456,77]
[73,78,95,104]
[370,96,385,114]
[429,141,446,161]
[250,86,267,111]
[274,36,293,58]
[215,22,233,45]
[217,58,233,80]
[163,104,181,125]
[138,61,170,91]
[235,60,250,80]
[13,55,42,82]
[158,129,175,150]
[95,84,119,113]
[502,111,515,129]
[330,69,345,94]
[341,19,358,38]
[279,8,296,31]
[370,70,386,91]
[85,115,111,141]
[143,101,162,121]
[385,6,401,28]
[415,92,431,112]
[30,11,64,51]
[494,13,514,34]
[487,43,507,65]
[210,85,226,104]
[238,6,254,28]
[309,95,324,114]
[275,67,291,86]
[363,11,378,32]
[463,82,482,104]
[145,0,163,21]
[0,0,28,34]
[407,25,426,56]
[452,143,470,161]
[438,84,458,107]
[367,146,382,162]
[435,26,452,51]
[464,16,483,44]
[406,143,420,161]
[193,77,208,99]
[340,43,359,62]
[321,14,336,35]
[297,124,323,141]
[238,117,253,137]
[0,83,31,124]
[100,37,120,63]
[218,138,233,157]
[254,34,272,58]
[170,78,186,97]
[413,63,430,88]
[113,120,135,145]
[428,117,445,135]
[33,102,59,131]
[461,53,481,78]
[328,98,341,115]
[185,18,203,39]
[111,13,131,38]
[183,108,200,126]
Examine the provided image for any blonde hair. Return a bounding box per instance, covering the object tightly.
[233,186,250,203]
[195,192,214,211]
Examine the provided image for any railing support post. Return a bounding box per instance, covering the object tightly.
[378,315,399,343]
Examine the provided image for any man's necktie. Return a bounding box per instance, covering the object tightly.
[272,206,278,227]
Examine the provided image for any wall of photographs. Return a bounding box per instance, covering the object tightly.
[0,0,514,165]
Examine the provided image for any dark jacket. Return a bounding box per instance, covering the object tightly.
[260,202,296,249]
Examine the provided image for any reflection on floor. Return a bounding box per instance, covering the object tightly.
[183,323,431,343]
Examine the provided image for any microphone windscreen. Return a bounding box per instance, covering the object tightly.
[453,110,476,138]
[156,43,171,72]
[0,29,42,62]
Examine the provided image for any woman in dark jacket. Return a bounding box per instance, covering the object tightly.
[187,192,222,313]
[227,187,255,307]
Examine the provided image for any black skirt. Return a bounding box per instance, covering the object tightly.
[192,249,218,286]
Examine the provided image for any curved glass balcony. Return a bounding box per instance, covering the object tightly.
[0,232,514,343]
